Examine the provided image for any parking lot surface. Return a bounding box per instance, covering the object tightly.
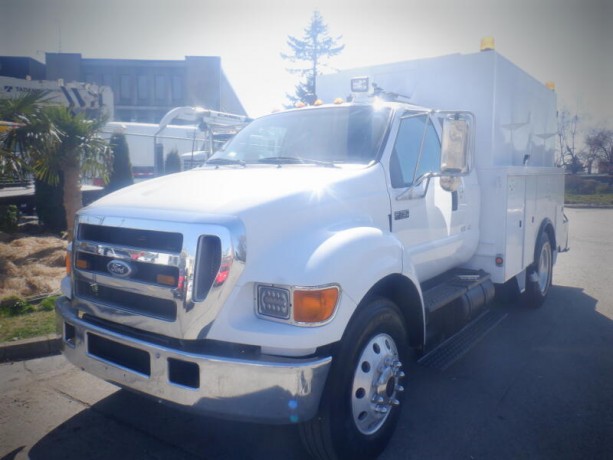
[1,208,612,459]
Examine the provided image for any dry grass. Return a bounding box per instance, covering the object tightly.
[0,232,67,299]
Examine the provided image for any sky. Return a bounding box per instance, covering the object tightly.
[1,0,611,128]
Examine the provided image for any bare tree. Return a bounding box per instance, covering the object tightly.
[584,128,613,174]
[556,109,584,174]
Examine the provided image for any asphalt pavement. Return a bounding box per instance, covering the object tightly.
[1,208,612,459]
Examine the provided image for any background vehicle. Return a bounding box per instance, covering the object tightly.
[102,107,251,179]
[57,48,568,459]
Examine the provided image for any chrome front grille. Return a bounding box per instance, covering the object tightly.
[71,213,246,340]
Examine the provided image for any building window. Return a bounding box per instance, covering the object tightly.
[137,75,150,101]
[155,75,166,102]
[172,75,183,102]
[120,74,131,101]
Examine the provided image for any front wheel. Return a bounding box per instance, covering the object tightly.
[299,298,411,460]
[524,231,553,308]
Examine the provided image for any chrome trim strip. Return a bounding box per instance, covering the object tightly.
[75,270,177,300]
[76,241,182,267]
[57,297,331,423]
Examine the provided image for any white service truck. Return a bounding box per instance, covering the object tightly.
[56,49,568,459]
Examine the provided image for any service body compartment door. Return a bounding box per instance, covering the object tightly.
[505,175,525,276]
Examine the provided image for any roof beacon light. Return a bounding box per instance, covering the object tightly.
[351,76,370,93]
[545,81,556,91]
[480,36,495,51]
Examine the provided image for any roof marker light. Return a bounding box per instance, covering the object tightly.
[480,36,495,51]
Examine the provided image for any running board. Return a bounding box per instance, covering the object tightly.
[418,308,508,370]
[422,269,494,315]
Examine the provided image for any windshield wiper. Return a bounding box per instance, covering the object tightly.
[257,156,337,167]
[206,158,246,167]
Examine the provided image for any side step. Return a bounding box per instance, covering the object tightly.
[418,308,508,370]
[422,268,494,315]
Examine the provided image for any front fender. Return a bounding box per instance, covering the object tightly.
[206,225,405,353]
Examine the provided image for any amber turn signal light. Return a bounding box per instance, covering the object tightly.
[293,287,339,323]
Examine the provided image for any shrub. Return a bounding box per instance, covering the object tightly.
[0,296,34,316]
[595,182,610,194]
[564,175,582,194]
[164,149,182,174]
[38,296,59,312]
[106,133,134,192]
[579,179,598,194]
[0,205,19,232]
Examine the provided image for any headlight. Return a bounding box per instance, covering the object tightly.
[257,285,291,320]
[256,284,340,325]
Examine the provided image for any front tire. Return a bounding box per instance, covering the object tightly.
[300,298,410,460]
[524,231,553,308]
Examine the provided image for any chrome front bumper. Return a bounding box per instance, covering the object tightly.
[56,297,331,424]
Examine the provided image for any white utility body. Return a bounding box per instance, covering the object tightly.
[57,49,568,460]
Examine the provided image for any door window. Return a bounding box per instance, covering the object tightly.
[390,115,441,188]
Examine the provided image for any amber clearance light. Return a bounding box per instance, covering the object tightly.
[293,287,339,323]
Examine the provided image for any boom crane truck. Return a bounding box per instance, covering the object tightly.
[56,47,568,459]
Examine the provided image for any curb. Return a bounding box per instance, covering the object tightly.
[565,204,613,209]
[0,334,61,363]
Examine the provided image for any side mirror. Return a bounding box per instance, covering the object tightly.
[440,113,472,176]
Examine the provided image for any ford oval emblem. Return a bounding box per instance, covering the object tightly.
[107,259,133,278]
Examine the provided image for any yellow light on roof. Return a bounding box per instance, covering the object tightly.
[545,81,556,91]
[480,36,495,51]
[295,101,306,108]
[313,99,323,106]
[334,98,344,104]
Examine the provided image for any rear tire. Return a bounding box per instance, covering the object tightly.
[299,298,411,460]
[524,231,553,308]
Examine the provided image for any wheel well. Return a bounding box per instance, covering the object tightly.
[362,274,424,348]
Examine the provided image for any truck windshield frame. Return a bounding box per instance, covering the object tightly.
[209,105,392,166]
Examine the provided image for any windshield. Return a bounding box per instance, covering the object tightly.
[209,105,391,165]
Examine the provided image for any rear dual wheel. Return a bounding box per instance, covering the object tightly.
[300,298,410,460]
[525,231,553,308]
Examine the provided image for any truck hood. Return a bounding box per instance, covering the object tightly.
[85,165,388,225]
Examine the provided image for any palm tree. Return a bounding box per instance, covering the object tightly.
[1,92,111,238]
[0,90,48,183]
[29,106,110,238]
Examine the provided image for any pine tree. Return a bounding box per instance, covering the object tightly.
[281,11,344,105]
[164,149,182,174]
[106,132,134,192]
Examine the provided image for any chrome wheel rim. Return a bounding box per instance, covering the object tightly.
[538,241,552,295]
[351,333,405,435]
